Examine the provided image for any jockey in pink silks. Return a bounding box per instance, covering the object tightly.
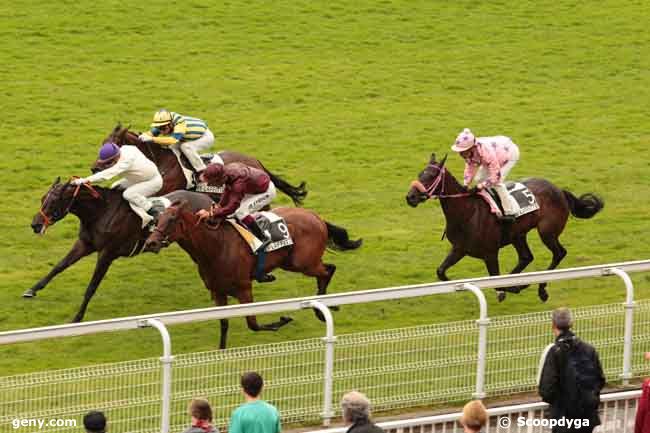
[451,128,521,219]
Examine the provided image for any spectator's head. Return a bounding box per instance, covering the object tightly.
[188,398,213,423]
[83,411,107,433]
[241,372,264,399]
[645,352,650,362]
[341,391,371,425]
[459,400,487,433]
[552,307,574,335]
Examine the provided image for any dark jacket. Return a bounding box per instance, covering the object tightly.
[346,420,384,433]
[538,330,606,432]
[635,379,650,433]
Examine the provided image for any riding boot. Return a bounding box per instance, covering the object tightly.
[246,218,275,283]
[494,184,517,222]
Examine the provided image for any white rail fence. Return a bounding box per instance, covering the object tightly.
[309,390,643,433]
[1,260,650,433]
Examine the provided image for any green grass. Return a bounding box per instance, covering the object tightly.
[1,0,649,377]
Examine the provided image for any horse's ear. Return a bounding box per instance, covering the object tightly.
[439,153,448,167]
[113,123,122,133]
[53,176,61,186]
[430,153,437,162]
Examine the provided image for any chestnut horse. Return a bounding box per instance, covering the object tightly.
[100,124,308,205]
[28,179,214,322]
[143,197,362,349]
[406,153,604,302]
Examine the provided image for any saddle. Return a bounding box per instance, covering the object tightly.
[170,147,225,192]
[228,212,293,253]
[478,182,539,219]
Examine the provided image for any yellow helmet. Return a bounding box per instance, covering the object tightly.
[151,109,173,128]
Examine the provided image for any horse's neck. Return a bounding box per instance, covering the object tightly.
[439,170,475,224]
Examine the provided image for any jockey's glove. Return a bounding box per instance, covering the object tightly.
[71,178,86,186]
[138,133,153,143]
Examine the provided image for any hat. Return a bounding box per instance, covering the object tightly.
[83,411,106,433]
[98,142,120,162]
[151,109,173,128]
[451,128,476,152]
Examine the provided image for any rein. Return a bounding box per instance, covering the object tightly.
[39,180,102,228]
[411,165,472,199]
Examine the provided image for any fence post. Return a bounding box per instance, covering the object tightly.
[139,318,174,433]
[302,300,336,426]
[603,267,636,385]
[458,283,489,399]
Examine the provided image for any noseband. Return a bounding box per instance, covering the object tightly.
[39,181,101,228]
[410,164,470,200]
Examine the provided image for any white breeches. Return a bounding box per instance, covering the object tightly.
[232,182,277,220]
[179,129,215,172]
[116,175,163,226]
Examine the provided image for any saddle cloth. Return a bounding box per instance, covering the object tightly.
[169,146,225,192]
[478,182,539,218]
[228,211,294,253]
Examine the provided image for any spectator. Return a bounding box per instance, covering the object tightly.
[83,411,106,433]
[459,400,487,433]
[184,398,218,433]
[539,307,606,433]
[634,352,650,433]
[229,372,281,433]
[340,391,384,433]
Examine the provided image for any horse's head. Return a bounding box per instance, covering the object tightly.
[31,178,75,234]
[92,124,138,173]
[144,200,191,254]
[405,153,448,207]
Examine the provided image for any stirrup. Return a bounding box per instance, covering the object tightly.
[498,214,516,223]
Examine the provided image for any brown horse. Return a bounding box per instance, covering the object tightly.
[27,178,214,322]
[100,124,308,205]
[143,197,362,349]
[405,153,604,302]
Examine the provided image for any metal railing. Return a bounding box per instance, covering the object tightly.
[309,390,643,433]
[1,259,649,433]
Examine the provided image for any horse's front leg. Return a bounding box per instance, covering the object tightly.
[483,253,507,302]
[24,239,95,298]
[436,247,466,281]
[71,251,116,322]
[237,281,292,332]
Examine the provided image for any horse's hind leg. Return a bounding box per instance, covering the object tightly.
[505,236,534,294]
[301,262,337,322]
[537,234,567,302]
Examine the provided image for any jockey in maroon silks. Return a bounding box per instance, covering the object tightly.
[196,162,277,282]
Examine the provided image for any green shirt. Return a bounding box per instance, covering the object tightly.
[228,400,281,433]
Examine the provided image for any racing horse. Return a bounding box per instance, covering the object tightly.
[143,198,362,349]
[100,124,308,205]
[405,153,604,302]
[27,178,214,322]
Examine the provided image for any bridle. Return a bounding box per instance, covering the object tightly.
[410,164,471,200]
[151,226,171,247]
[39,180,101,229]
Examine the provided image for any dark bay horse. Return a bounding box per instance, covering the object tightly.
[405,153,604,302]
[101,125,308,205]
[27,179,214,321]
[143,199,362,349]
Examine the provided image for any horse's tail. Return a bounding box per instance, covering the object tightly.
[563,190,604,219]
[258,162,308,207]
[325,221,363,251]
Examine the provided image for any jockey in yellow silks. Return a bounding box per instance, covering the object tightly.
[139,109,215,175]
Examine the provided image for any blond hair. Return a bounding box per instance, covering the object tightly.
[460,400,487,431]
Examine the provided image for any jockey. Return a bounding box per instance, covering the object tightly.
[196,162,277,282]
[451,128,521,220]
[72,142,163,227]
[138,109,215,176]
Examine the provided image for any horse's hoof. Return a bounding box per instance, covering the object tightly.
[330,306,340,312]
[280,316,293,324]
[314,309,326,322]
[497,291,506,302]
[23,290,36,298]
[538,289,549,303]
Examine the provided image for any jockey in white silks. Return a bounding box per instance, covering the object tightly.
[73,142,163,227]
[451,128,521,220]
